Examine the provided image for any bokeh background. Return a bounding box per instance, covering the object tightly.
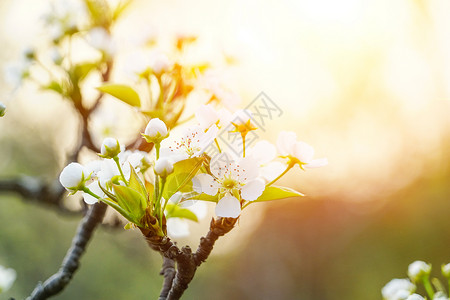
[1,0,450,299]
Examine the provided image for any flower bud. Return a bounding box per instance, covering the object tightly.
[100,137,121,158]
[143,118,168,143]
[406,294,425,300]
[59,162,87,191]
[154,157,174,177]
[0,102,5,117]
[382,279,415,300]
[408,261,431,282]
[442,263,450,278]
[0,265,16,293]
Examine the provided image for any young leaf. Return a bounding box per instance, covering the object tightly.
[112,184,147,219]
[128,164,147,197]
[163,157,204,201]
[165,203,198,222]
[99,197,136,224]
[185,192,219,203]
[97,84,141,107]
[254,186,304,202]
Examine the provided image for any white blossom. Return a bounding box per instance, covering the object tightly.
[86,27,116,56]
[100,137,121,158]
[382,279,415,300]
[406,294,425,300]
[0,265,16,293]
[276,131,328,169]
[408,261,431,282]
[246,140,286,183]
[144,118,168,140]
[195,104,232,130]
[433,292,449,300]
[59,162,87,190]
[154,158,174,177]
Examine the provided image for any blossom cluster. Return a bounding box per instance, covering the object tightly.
[382,261,450,300]
[60,105,327,238]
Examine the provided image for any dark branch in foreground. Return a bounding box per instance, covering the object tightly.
[141,217,238,300]
[27,202,107,300]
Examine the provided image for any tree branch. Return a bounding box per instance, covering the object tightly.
[141,217,238,300]
[158,257,176,300]
[27,202,107,300]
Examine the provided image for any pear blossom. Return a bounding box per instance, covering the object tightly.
[276,131,328,169]
[86,27,116,56]
[382,279,415,300]
[0,265,16,293]
[0,102,5,117]
[442,263,450,277]
[154,157,174,177]
[83,181,104,205]
[59,162,87,191]
[247,140,286,183]
[161,125,219,163]
[406,294,425,300]
[100,137,121,158]
[97,150,145,184]
[195,104,232,130]
[408,261,431,282]
[149,50,171,74]
[192,155,265,217]
[144,118,168,142]
[433,292,449,300]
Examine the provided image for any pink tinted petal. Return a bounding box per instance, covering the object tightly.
[305,158,328,168]
[294,141,314,163]
[241,178,265,201]
[192,173,219,196]
[276,131,297,156]
[215,194,241,218]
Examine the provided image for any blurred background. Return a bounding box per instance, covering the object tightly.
[1,0,450,299]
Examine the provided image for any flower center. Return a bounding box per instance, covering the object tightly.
[222,178,237,189]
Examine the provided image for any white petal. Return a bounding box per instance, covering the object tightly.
[215,194,241,218]
[247,140,276,165]
[305,158,328,168]
[276,131,297,156]
[59,162,86,190]
[0,266,16,291]
[168,192,183,204]
[160,147,189,164]
[192,173,219,196]
[236,157,260,182]
[260,161,286,183]
[241,178,265,201]
[195,104,219,129]
[231,109,253,126]
[167,218,190,238]
[195,124,219,156]
[83,182,103,205]
[294,141,314,163]
[210,153,235,179]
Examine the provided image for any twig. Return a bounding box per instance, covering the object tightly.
[27,202,107,300]
[141,217,238,300]
[158,257,176,300]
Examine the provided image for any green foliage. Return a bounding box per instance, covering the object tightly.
[165,203,198,222]
[162,157,205,201]
[97,84,141,107]
[84,0,112,29]
[254,186,304,203]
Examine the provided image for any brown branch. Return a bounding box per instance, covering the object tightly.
[158,257,176,300]
[27,202,107,300]
[142,217,238,300]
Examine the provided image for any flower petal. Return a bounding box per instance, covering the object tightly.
[293,141,314,163]
[83,182,104,205]
[195,104,220,129]
[247,140,276,165]
[192,173,219,196]
[236,157,260,182]
[305,158,328,168]
[276,131,297,156]
[260,161,286,183]
[167,218,190,238]
[241,178,266,201]
[215,194,241,218]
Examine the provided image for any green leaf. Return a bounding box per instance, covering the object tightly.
[186,192,218,203]
[97,84,141,107]
[112,184,147,220]
[84,0,112,28]
[72,63,98,82]
[163,157,205,201]
[165,203,198,222]
[254,186,304,203]
[128,164,147,198]
[99,197,136,223]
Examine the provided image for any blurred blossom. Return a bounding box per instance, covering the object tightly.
[0,265,16,293]
[381,278,415,300]
[86,27,116,56]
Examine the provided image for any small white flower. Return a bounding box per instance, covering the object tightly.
[86,27,116,56]
[144,118,168,141]
[0,102,5,117]
[162,125,218,163]
[382,279,415,300]
[408,261,431,282]
[193,154,265,217]
[433,292,449,300]
[276,131,328,169]
[246,140,286,183]
[83,181,104,205]
[100,137,121,158]
[154,157,174,177]
[442,263,450,278]
[195,104,232,130]
[59,162,87,191]
[406,294,425,300]
[0,265,16,293]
